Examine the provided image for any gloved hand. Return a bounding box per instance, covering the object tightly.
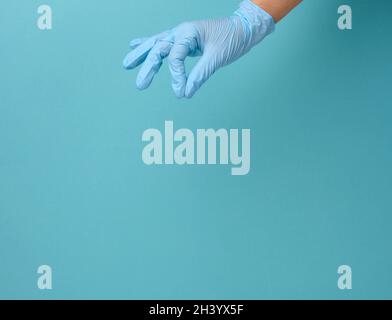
[123,0,275,98]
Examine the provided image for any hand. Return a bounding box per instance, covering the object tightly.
[123,0,275,98]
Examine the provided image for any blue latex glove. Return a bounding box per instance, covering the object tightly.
[123,0,275,98]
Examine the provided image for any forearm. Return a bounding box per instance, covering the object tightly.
[252,0,302,22]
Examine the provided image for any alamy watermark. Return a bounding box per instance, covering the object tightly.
[142,121,250,176]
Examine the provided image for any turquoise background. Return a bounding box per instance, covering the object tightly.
[1,0,391,299]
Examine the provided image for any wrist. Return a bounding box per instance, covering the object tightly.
[252,0,302,22]
[252,0,279,22]
[234,0,275,45]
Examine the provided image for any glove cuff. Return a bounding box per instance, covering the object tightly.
[234,0,275,46]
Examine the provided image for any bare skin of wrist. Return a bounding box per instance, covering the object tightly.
[252,0,302,22]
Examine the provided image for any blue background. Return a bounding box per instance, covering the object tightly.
[1,0,391,299]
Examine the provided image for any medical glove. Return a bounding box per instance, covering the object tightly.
[123,0,275,98]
